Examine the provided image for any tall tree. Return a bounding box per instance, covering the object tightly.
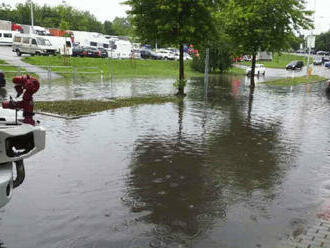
[222,0,313,87]
[125,0,218,96]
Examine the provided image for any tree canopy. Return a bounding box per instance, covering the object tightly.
[221,0,313,86]
[125,0,219,95]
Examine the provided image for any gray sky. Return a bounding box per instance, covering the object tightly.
[1,0,330,34]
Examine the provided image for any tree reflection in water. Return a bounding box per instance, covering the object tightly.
[124,76,293,246]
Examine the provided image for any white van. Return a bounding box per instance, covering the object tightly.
[0,30,19,46]
[12,34,57,56]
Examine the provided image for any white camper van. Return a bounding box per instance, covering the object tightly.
[12,34,57,56]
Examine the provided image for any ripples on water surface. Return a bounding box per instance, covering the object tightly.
[0,75,330,248]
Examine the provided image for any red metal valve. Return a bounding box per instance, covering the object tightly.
[2,75,40,126]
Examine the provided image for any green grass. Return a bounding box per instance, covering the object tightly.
[241,53,313,69]
[264,75,326,86]
[35,96,180,116]
[22,56,203,80]
[0,59,33,78]
[225,66,246,75]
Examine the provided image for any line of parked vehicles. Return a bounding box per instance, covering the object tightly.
[10,32,193,61]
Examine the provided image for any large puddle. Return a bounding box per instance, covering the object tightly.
[0,75,330,248]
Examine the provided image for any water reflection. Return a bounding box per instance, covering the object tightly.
[125,78,291,246]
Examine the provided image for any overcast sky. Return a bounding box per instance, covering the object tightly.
[1,0,330,34]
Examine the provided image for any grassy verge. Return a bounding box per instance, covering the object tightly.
[22,56,203,80]
[225,66,245,75]
[241,53,312,69]
[0,59,34,78]
[35,96,180,116]
[264,75,326,86]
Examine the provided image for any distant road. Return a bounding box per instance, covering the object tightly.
[235,62,330,81]
[0,46,62,80]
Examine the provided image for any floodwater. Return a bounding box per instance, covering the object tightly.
[0,75,330,248]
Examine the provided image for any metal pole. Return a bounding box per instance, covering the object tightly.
[204,48,209,97]
[30,1,34,33]
[306,46,311,77]
[48,66,51,80]
[73,66,77,82]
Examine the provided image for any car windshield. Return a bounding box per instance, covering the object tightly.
[37,38,51,46]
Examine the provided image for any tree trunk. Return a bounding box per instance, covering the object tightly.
[177,43,185,96]
[250,53,257,88]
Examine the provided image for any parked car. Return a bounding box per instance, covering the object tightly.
[140,49,162,60]
[173,52,193,61]
[286,61,304,70]
[317,51,329,56]
[313,57,323,65]
[325,61,330,68]
[246,64,266,76]
[82,47,100,58]
[72,45,85,57]
[156,49,175,60]
[323,56,330,62]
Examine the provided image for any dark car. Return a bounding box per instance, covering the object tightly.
[325,61,330,68]
[82,47,100,57]
[140,49,162,60]
[72,46,85,57]
[286,61,304,70]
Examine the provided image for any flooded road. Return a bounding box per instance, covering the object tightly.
[0,75,330,248]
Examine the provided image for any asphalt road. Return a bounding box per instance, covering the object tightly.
[0,45,61,80]
[236,63,330,82]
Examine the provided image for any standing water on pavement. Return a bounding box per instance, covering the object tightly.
[0,75,329,248]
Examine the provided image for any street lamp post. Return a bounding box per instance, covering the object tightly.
[28,0,34,33]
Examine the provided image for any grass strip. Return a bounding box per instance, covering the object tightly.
[22,56,203,80]
[0,59,39,79]
[240,53,312,69]
[264,75,326,86]
[35,96,180,116]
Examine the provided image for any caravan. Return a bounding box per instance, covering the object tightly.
[45,36,72,56]
[0,30,19,46]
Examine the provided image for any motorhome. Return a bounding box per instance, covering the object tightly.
[72,31,110,49]
[12,34,57,56]
[0,30,19,46]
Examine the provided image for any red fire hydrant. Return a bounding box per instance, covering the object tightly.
[2,75,40,126]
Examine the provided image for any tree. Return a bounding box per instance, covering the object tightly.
[104,21,114,35]
[315,30,330,52]
[125,0,218,96]
[222,0,313,87]
[111,17,132,36]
